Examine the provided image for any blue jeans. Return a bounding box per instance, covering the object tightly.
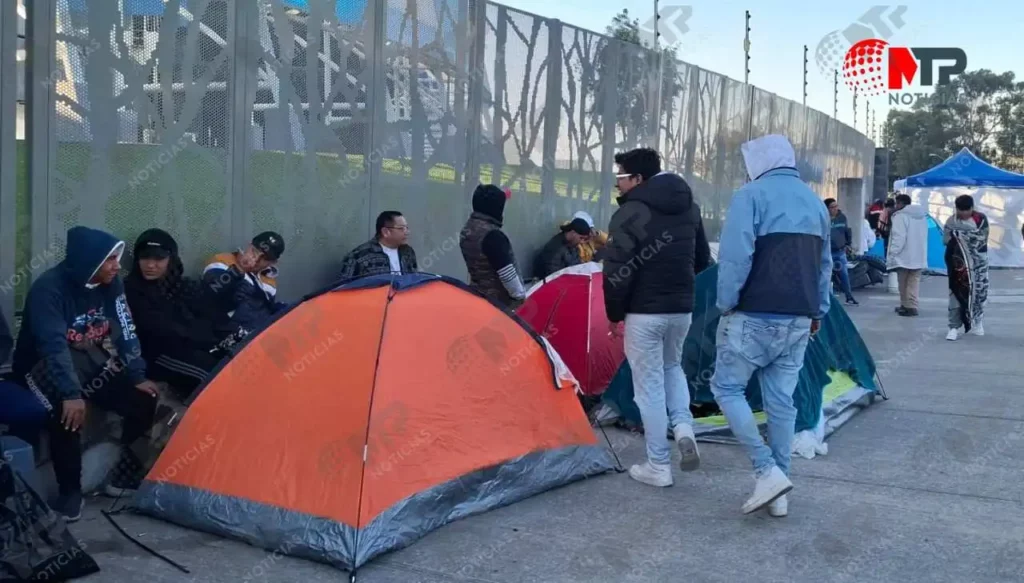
[710,312,811,477]
[832,250,854,300]
[624,313,694,465]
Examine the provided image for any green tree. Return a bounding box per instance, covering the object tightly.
[591,9,681,146]
[882,69,1024,178]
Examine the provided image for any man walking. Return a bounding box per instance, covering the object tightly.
[340,211,418,279]
[943,194,989,340]
[602,147,711,488]
[887,194,929,317]
[710,134,832,517]
[824,198,858,305]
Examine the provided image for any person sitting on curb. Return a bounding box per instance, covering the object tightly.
[533,218,590,279]
[202,231,287,338]
[339,211,418,279]
[11,226,161,522]
[125,229,223,403]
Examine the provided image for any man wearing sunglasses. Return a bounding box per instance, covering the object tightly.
[603,147,711,489]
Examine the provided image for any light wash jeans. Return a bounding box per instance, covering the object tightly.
[710,311,811,477]
[624,313,694,466]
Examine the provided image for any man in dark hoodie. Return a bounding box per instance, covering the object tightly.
[12,226,160,522]
[603,147,711,488]
[824,198,859,305]
[460,185,527,310]
[533,218,591,279]
[125,229,223,402]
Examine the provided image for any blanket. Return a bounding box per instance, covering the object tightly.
[943,216,988,331]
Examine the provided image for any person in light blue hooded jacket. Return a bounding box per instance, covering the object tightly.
[709,134,832,519]
[12,226,161,522]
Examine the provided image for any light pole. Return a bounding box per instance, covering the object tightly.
[744,10,750,84]
[802,45,808,106]
[833,70,838,119]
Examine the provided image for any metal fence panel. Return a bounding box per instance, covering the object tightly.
[17,0,876,301]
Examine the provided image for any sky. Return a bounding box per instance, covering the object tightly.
[496,0,1024,144]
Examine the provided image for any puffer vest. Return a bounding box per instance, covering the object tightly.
[459,212,520,309]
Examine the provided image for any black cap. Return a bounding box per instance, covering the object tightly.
[134,228,177,260]
[252,231,285,261]
[562,218,592,236]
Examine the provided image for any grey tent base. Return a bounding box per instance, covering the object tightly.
[690,384,878,446]
[133,443,614,571]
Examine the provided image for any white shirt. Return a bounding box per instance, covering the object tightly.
[382,245,402,273]
[860,218,876,254]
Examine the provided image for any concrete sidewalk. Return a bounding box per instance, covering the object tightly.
[71,271,1024,582]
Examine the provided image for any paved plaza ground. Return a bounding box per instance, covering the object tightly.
[72,270,1024,582]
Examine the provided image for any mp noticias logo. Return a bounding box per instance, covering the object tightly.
[841,38,967,105]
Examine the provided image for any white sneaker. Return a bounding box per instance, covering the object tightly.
[673,423,700,472]
[767,495,788,517]
[946,328,959,341]
[628,461,673,487]
[741,466,792,514]
[970,323,985,336]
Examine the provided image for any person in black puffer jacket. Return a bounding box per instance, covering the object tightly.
[603,147,711,488]
[125,229,224,402]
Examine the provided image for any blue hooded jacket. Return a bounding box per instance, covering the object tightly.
[12,226,147,401]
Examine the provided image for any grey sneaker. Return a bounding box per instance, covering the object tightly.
[53,491,84,523]
[673,423,701,471]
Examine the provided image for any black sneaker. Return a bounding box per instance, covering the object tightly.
[53,491,84,523]
[846,297,859,305]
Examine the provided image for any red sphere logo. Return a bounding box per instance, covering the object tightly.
[842,38,889,96]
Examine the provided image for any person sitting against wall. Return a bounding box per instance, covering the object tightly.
[533,217,591,279]
[125,229,223,403]
[339,211,418,280]
[11,226,161,522]
[0,309,49,443]
[562,211,608,263]
[201,231,287,343]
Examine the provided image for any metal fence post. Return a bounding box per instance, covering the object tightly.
[365,0,387,239]
[0,0,17,325]
[541,18,562,207]
[682,65,699,180]
[598,40,620,224]
[226,0,257,246]
[463,0,487,199]
[25,0,55,285]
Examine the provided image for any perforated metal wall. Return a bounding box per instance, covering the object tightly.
[22,0,875,301]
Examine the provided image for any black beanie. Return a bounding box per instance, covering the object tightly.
[472,184,507,222]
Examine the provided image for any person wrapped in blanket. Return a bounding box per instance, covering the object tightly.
[562,211,609,263]
[943,194,989,341]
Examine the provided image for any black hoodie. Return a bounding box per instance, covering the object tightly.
[124,229,221,361]
[602,172,711,322]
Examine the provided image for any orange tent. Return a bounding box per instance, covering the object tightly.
[134,273,614,572]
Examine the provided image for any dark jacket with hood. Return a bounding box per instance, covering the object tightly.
[534,232,582,279]
[202,252,285,334]
[602,172,711,322]
[125,229,221,362]
[460,185,526,309]
[829,210,852,252]
[12,226,147,402]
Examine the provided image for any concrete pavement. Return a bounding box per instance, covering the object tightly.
[70,270,1024,582]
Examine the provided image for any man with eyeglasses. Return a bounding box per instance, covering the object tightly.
[340,211,418,280]
[603,147,711,489]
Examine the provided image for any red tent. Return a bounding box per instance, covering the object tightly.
[517,263,624,396]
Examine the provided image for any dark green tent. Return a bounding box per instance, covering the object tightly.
[601,263,881,443]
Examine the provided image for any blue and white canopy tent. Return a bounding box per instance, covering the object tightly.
[894,148,1024,267]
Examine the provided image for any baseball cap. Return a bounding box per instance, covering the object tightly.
[562,218,592,236]
[252,231,285,261]
[134,228,176,259]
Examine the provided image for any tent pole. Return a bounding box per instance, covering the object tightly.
[596,421,628,473]
[874,372,890,400]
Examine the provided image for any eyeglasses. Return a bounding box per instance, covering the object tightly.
[614,173,635,179]
[386,225,409,232]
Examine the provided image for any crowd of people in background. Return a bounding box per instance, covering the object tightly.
[0,135,998,527]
